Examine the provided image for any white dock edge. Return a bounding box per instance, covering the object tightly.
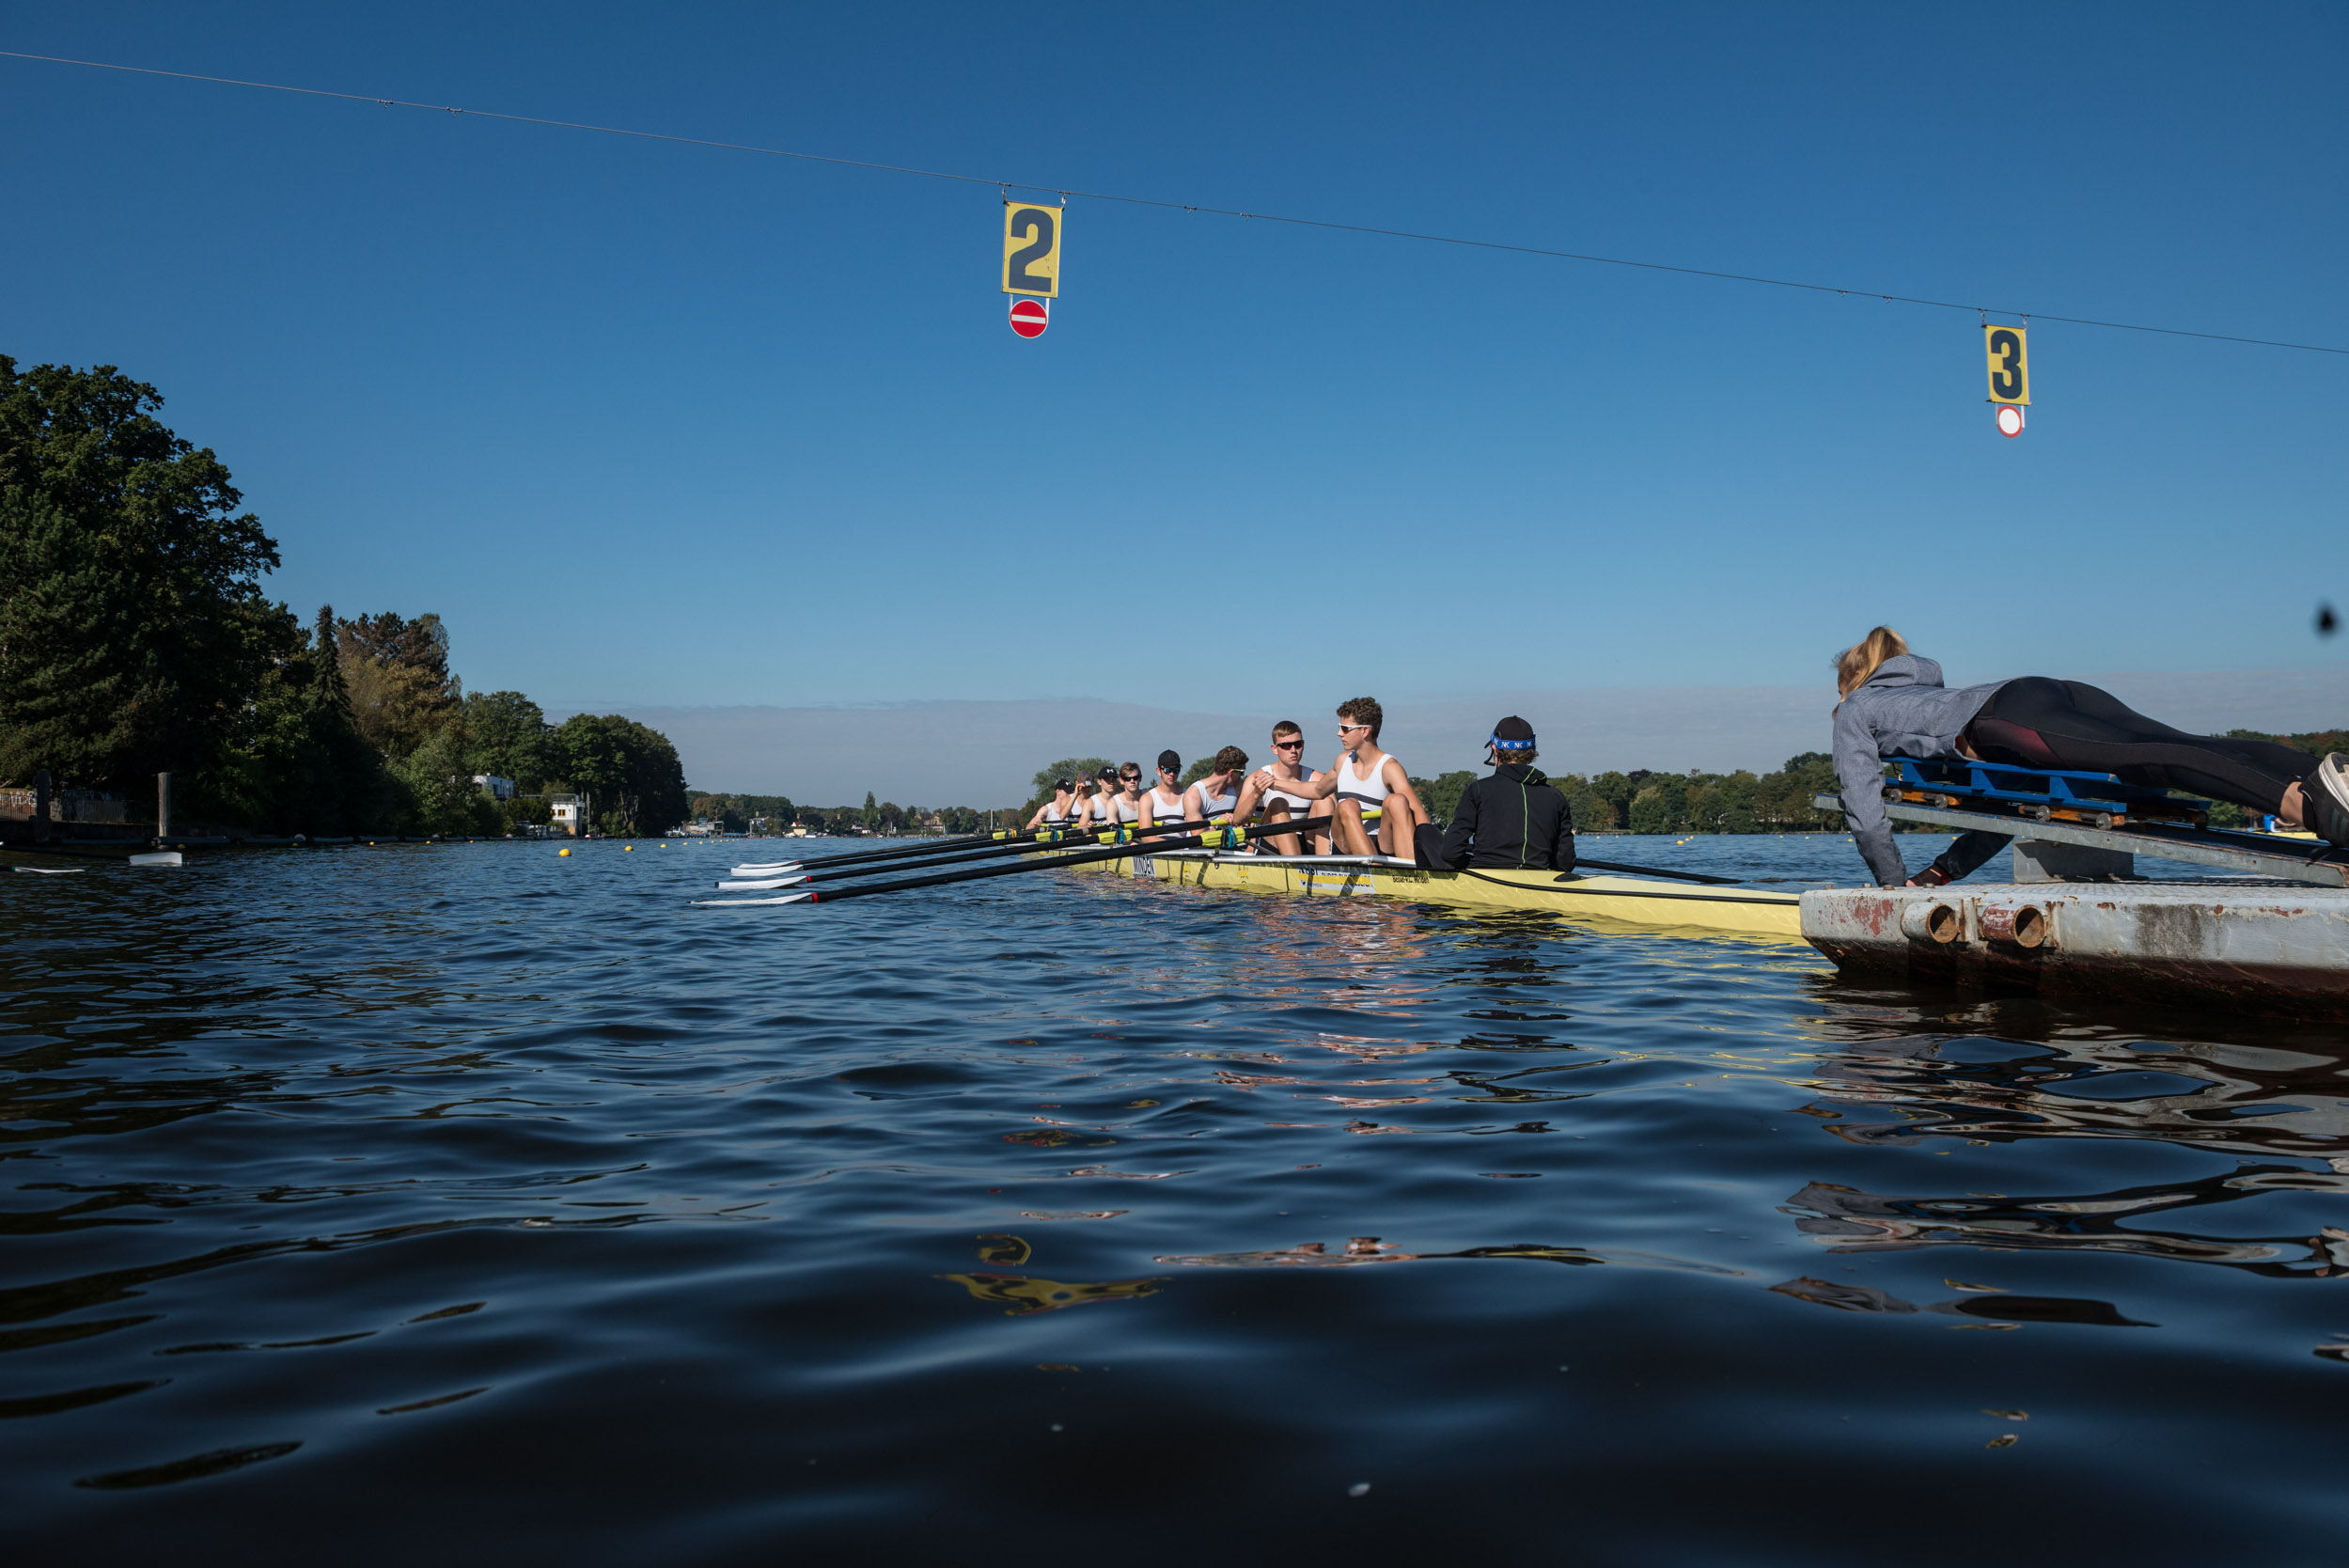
[1801,883,2349,1014]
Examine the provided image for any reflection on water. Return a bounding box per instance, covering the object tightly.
[1770,1275,2152,1325]
[5,836,2349,1560]
[1783,1172,2349,1278]
[1790,1020,2349,1157]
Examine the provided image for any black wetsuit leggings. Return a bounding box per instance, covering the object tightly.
[1923,679,2319,885]
[1966,678,2315,814]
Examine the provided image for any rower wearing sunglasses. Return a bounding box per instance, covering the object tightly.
[1229,721,1329,855]
[1240,697,1428,858]
[1137,750,1192,832]
[1101,763,1146,831]
[1075,766,1121,832]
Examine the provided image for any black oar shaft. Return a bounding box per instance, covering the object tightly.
[768,815,1208,871]
[761,821,1217,885]
[801,817,1335,902]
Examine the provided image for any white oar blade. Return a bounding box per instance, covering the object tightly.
[716,874,810,890]
[12,866,89,874]
[729,861,802,875]
[129,852,182,868]
[691,891,815,906]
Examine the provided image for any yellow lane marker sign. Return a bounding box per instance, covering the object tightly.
[1002,201,1062,298]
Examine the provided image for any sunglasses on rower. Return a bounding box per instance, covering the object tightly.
[1274,739,1305,750]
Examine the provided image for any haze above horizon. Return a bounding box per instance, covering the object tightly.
[7,2,2343,722]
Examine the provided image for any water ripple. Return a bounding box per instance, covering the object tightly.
[4,836,2348,1559]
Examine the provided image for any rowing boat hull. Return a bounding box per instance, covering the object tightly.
[1071,851,1805,940]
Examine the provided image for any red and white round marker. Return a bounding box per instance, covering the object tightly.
[1996,404,2025,437]
[1010,298,1049,338]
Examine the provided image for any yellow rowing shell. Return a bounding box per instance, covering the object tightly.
[1071,851,1805,940]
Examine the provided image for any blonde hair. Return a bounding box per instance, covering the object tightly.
[1834,626,1910,698]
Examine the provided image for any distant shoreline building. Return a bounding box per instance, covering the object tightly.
[548,792,587,836]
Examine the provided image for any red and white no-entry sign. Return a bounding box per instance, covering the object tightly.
[1009,298,1049,338]
[1996,403,2025,438]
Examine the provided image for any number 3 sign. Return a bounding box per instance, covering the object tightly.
[1983,323,2030,405]
[1001,202,1062,298]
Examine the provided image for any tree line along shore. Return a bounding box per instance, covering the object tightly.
[0,355,686,839]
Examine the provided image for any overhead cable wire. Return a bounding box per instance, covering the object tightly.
[7,48,2345,359]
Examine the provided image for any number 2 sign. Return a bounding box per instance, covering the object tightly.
[1983,323,2030,405]
[1001,202,1062,298]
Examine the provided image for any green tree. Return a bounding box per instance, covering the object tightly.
[1550,774,1615,832]
[1417,770,1477,824]
[0,356,286,802]
[558,713,689,836]
[1589,772,1636,829]
[222,603,395,834]
[463,690,556,789]
[389,724,502,837]
[337,610,458,759]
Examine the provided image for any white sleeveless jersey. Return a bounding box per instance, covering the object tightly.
[1335,752,1391,809]
[1145,786,1186,823]
[1193,777,1239,818]
[1264,766,1320,813]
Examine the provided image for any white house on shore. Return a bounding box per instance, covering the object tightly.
[548,793,587,836]
[473,775,515,801]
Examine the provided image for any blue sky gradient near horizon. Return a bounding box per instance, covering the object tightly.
[6,3,2345,726]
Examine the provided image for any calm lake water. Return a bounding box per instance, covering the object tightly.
[6,834,2347,1563]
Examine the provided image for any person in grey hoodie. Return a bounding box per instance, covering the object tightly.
[1831,626,2349,887]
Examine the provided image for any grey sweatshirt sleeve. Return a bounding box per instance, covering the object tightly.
[1832,700,1908,886]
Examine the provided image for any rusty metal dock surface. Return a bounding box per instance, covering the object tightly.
[1802,882,2349,1015]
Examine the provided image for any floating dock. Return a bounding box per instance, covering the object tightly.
[1808,774,2349,1016]
[1802,881,2349,1013]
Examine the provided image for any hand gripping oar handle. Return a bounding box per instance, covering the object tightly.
[728,816,1336,905]
[1568,856,1743,886]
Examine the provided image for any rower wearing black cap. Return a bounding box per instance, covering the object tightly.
[1413,715,1577,873]
[1077,765,1124,832]
[1025,776,1079,832]
[1137,750,1191,832]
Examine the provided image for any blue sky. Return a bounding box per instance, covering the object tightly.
[7,2,2344,724]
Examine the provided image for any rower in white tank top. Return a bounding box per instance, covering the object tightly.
[1145,785,1186,824]
[1192,776,1240,819]
[1334,752,1388,819]
[1263,766,1320,816]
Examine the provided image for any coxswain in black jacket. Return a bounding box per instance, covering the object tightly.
[1415,717,1576,872]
